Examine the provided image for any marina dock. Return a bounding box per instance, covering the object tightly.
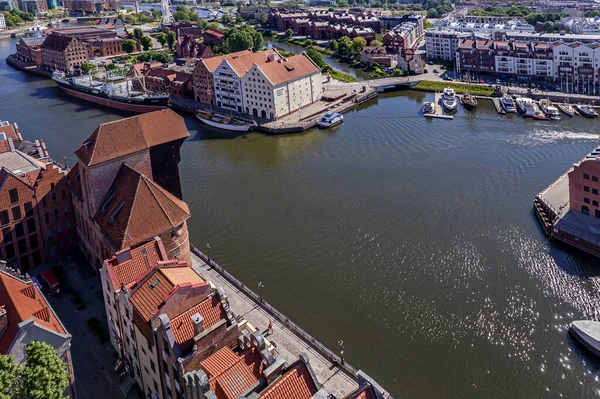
[492,98,506,114]
[425,93,453,120]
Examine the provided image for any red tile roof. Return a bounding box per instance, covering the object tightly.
[105,238,167,291]
[258,54,321,86]
[0,270,67,353]
[129,265,204,322]
[94,164,190,249]
[204,29,225,39]
[227,50,278,78]
[41,34,77,51]
[200,50,254,73]
[170,294,227,345]
[200,347,265,399]
[74,109,189,166]
[259,362,317,399]
[351,386,376,399]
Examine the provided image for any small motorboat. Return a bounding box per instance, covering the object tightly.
[533,112,549,120]
[558,102,575,117]
[576,104,598,118]
[317,112,344,128]
[500,95,517,113]
[442,87,457,112]
[196,111,257,132]
[539,99,561,120]
[570,320,600,357]
[460,92,477,110]
[515,97,536,117]
[423,101,435,115]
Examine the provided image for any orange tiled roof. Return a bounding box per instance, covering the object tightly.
[105,238,167,291]
[226,50,277,78]
[204,29,224,39]
[74,109,189,166]
[129,265,203,322]
[94,164,190,249]
[170,294,227,345]
[0,270,67,353]
[350,386,376,399]
[201,50,253,73]
[200,347,265,399]
[258,54,320,85]
[259,362,317,399]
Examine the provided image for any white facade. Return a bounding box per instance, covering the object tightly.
[425,29,472,60]
[0,14,5,30]
[213,60,244,113]
[495,55,515,75]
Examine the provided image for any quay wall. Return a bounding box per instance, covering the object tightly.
[6,55,53,78]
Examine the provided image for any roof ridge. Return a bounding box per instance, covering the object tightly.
[142,174,175,226]
[121,166,144,245]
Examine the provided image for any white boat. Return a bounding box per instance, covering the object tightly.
[558,102,575,117]
[576,104,598,118]
[570,320,600,357]
[540,99,561,120]
[317,112,344,128]
[442,87,457,112]
[516,97,536,117]
[423,101,435,115]
[196,111,257,132]
[500,95,517,113]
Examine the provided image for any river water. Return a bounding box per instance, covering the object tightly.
[3,33,600,398]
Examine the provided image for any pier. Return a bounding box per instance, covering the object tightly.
[492,98,506,114]
[424,92,453,120]
[189,246,391,399]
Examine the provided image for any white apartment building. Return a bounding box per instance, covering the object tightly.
[0,14,6,30]
[241,53,322,119]
[426,29,470,60]
[561,17,600,34]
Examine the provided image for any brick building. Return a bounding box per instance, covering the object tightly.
[21,0,47,15]
[40,33,88,71]
[176,35,214,59]
[144,66,194,99]
[66,110,191,271]
[0,121,76,271]
[62,0,120,12]
[162,21,202,38]
[15,37,44,65]
[0,264,75,396]
[202,29,224,47]
[568,150,600,218]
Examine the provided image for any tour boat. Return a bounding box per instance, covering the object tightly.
[539,99,561,120]
[442,87,457,112]
[516,97,536,117]
[558,102,575,117]
[196,111,257,132]
[570,320,600,357]
[576,104,598,118]
[423,101,435,115]
[500,95,517,113]
[317,112,344,128]
[52,70,169,113]
[460,92,477,110]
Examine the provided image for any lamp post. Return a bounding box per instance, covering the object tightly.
[206,243,211,265]
[258,281,264,303]
[338,340,345,365]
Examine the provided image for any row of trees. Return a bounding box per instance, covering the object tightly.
[0,341,69,399]
[470,7,569,32]
[1,10,34,28]
[214,25,264,54]
[329,36,367,63]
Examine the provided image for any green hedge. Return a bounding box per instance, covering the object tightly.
[413,80,494,96]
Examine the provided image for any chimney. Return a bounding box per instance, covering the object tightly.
[0,305,7,338]
[191,313,204,335]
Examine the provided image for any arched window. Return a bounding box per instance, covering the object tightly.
[596,209,600,218]
[582,205,590,215]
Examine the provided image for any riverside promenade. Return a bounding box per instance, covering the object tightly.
[189,246,390,399]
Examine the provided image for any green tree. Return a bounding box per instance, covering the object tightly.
[166,31,177,51]
[133,27,143,40]
[585,10,600,18]
[329,39,339,52]
[337,36,353,58]
[306,47,326,69]
[426,8,437,18]
[140,35,153,51]
[0,354,21,398]
[235,13,243,23]
[352,36,366,50]
[85,20,97,26]
[205,22,222,32]
[227,29,253,52]
[542,20,554,32]
[370,39,383,47]
[156,32,167,47]
[258,11,268,25]
[80,61,95,74]
[0,342,69,399]
[221,13,232,25]
[122,39,137,54]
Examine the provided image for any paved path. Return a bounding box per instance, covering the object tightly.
[190,254,359,399]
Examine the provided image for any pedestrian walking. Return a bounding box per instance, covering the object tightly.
[268,320,273,335]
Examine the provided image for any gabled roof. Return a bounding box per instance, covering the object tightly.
[74,109,189,167]
[257,54,320,86]
[169,294,227,345]
[0,269,68,353]
[204,29,225,39]
[94,164,190,249]
[227,50,278,78]
[200,347,265,399]
[104,238,167,291]
[259,361,318,399]
[129,265,203,322]
[200,50,254,73]
[41,34,77,51]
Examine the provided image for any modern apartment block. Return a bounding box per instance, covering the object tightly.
[425,28,475,60]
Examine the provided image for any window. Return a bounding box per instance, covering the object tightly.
[582,205,590,215]
[585,198,591,204]
[153,380,158,392]
[51,193,56,204]
[9,188,18,204]
[45,212,49,223]
[0,210,9,226]
[12,207,21,221]
[42,197,46,207]
[584,186,590,192]
[594,200,598,207]
[64,205,68,215]
[150,360,156,372]
[47,229,52,238]
[54,209,59,220]
[597,209,600,218]
[24,202,32,216]
[27,218,36,233]
[5,243,15,259]
[17,239,27,254]
[15,223,24,238]
[2,228,12,242]
[584,173,590,180]
[594,176,599,183]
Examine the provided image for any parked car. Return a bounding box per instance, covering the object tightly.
[433,69,440,73]
[41,270,61,295]
[496,79,501,84]
[555,85,561,91]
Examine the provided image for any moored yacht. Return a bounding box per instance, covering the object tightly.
[423,101,435,115]
[442,87,457,112]
[317,112,344,128]
[500,95,517,113]
[570,320,600,357]
[558,102,575,117]
[539,99,561,120]
[576,104,598,118]
[516,97,536,117]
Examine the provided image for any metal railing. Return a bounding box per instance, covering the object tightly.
[189,244,360,378]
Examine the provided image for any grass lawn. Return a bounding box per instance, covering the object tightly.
[413,80,494,96]
[327,69,357,83]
